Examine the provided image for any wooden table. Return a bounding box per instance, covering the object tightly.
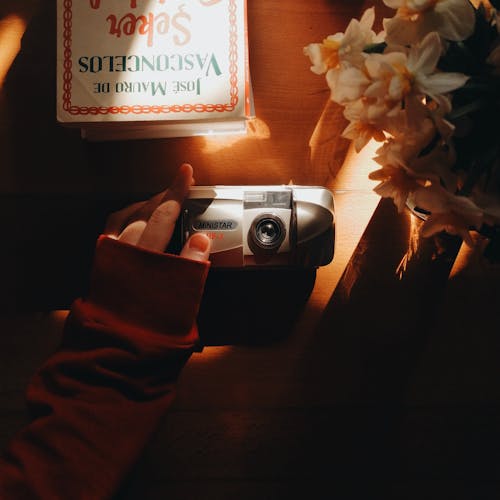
[1,1,499,498]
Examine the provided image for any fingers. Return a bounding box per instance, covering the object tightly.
[135,163,194,251]
[104,200,147,237]
[165,162,194,204]
[102,163,209,260]
[117,220,147,245]
[103,163,194,250]
[130,163,193,226]
[136,199,181,251]
[180,233,211,262]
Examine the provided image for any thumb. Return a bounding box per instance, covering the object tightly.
[180,233,211,262]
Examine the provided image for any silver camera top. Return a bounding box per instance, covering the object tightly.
[181,185,335,268]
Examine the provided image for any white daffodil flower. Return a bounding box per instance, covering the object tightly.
[407,144,458,191]
[368,165,424,212]
[364,51,409,98]
[412,182,483,216]
[341,98,388,152]
[374,117,438,168]
[327,65,371,105]
[406,32,470,99]
[412,183,484,246]
[361,33,468,119]
[358,52,412,119]
[383,0,476,45]
[420,212,477,246]
[303,7,380,75]
[426,94,455,141]
[305,1,500,257]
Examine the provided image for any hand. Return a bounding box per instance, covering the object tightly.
[104,163,211,262]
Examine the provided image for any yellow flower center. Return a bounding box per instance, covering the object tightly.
[321,38,341,69]
[393,63,414,97]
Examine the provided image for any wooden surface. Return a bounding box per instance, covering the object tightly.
[1,1,500,499]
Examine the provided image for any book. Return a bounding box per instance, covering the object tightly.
[56,0,253,141]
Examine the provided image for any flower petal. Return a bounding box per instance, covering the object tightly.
[417,72,469,96]
[329,66,370,103]
[434,0,476,41]
[408,32,441,74]
[304,43,328,74]
[383,0,403,8]
[383,15,424,46]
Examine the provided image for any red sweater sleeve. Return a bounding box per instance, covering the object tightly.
[0,235,210,499]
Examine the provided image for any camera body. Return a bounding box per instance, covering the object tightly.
[180,185,335,268]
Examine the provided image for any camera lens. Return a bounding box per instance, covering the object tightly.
[249,214,286,252]
[256,219,281,244]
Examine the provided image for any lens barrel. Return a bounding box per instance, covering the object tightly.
[249,213,286,252]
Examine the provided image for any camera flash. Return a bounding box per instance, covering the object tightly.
[244,191,266,203]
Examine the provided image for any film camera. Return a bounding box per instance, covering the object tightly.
[179,185,335,268]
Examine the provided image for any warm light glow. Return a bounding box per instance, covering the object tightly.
[469,0,493,8]
[50,309,70,325]
[87,0,251,135]
[0,14,26,86]
[396,209,422,278]
[330,139,380,192]
[201,117,271,154]
[449,242,473,279]
[448,232,488,279]
[310,140,382,306]
[190,345,233,362]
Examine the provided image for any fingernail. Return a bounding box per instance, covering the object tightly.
[188,233,210,253]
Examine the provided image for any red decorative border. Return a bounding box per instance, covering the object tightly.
[61,0,239,116]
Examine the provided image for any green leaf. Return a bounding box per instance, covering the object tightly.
[447,99,489,120]
[439,7,498,75]
[363,42,386,54]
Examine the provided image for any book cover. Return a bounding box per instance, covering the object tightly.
[56,0,252,140]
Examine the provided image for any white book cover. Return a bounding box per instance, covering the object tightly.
[56,0,251,138]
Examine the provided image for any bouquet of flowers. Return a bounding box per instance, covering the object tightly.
[304,0,500,261]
